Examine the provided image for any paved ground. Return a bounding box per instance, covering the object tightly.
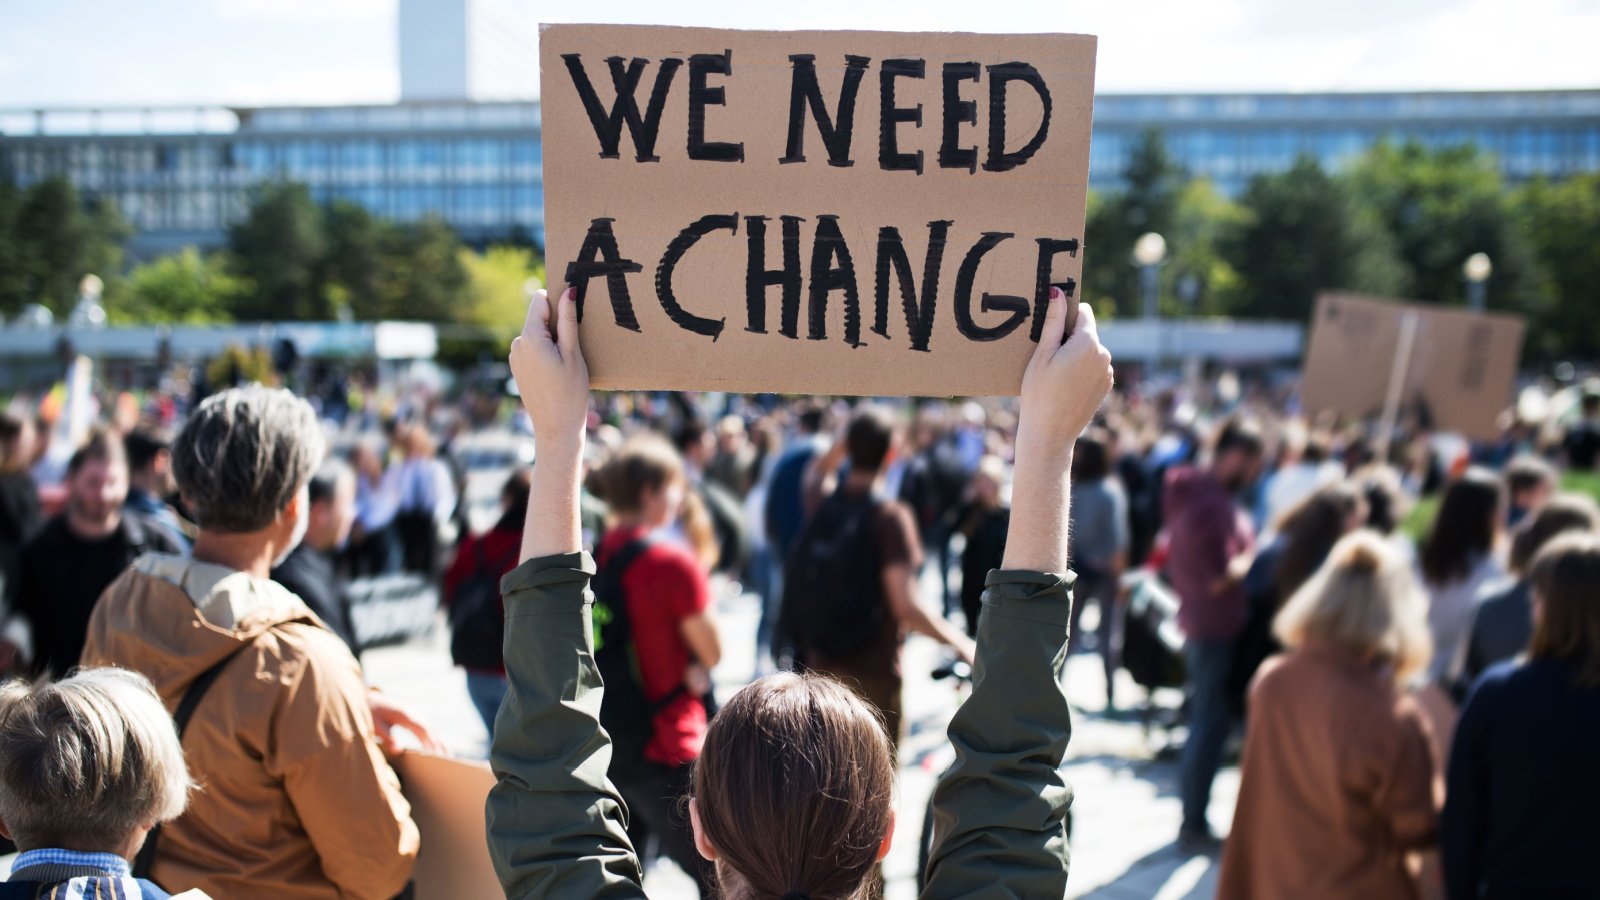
[365,571,1239,899]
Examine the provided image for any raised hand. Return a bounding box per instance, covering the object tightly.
[510,285,590,452]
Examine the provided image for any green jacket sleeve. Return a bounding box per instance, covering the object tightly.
[486,552,648,900]
[922,569,1076,899]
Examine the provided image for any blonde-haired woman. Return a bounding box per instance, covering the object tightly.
[1219,530,1440,899]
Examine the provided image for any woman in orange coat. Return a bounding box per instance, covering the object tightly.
[1219,530,1439,899]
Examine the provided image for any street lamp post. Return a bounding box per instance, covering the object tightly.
[1463,252,1492,313]
[1132,232,1166,365]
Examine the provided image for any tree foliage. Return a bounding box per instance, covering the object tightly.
[115,248,241,325]
[1228,156,1408,319]
[0,176,129,319]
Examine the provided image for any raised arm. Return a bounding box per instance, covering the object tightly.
[922,289,1112,898]
[486,287,647,899]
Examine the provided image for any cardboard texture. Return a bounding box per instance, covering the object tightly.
[1301,292,1526,439]
[540,24,1097,395]
[394,751,500,900]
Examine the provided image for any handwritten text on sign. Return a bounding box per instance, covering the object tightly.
[540,25,1098,395]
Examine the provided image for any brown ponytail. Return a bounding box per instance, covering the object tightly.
[691,673,894,900]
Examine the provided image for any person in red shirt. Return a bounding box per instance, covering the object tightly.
[442,469,531,732]
[594,435,721,897]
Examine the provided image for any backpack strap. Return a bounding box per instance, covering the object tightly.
[597,532,685,711]
[132,645,251,880]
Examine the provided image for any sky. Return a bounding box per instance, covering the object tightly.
[0,0,1597,109]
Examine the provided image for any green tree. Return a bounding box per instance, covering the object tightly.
[228,182,327,320]
[0,178,26,318]
[8,177,129,317]
[459,245,545,330]
[1516,173,1600,360]
[1166,179,1249,317]
[1084,130,1186,317]
[1228,156,1408,321]
[378,217,469,321]
[1344,142,1545,325]
[320,200,389,320]
[115,248,241,324]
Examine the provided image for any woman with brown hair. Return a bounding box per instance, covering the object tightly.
[485,285,1111,899]
[1443,532,1600,899]
[1418,469,1505,686]
[1229,482,1369,712]
[1219,531,1439,900]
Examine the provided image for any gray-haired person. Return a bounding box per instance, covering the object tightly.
[0,667,208,899]
[80,385,427,900]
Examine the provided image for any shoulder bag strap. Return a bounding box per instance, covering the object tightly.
[132,644,250,880]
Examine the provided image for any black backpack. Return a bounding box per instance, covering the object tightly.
[593,534,684,770]
[449,539,517,671]
[782,490,887,661]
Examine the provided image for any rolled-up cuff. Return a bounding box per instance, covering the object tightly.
[980,569,1077,627]
[499,552,596,616]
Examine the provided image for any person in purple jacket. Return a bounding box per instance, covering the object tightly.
[1163,419,1264,853]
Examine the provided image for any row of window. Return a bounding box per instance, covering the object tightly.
[1089,125,1600,184]
[102,185,544,232]
[1096,92,1600,123]
[0,138,544,187]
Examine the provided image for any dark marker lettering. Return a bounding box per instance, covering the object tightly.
[782,54,871,167]
[878,58,925,174]
[875,220,952,351]
[939,62,981,172]
[744,215,805,337]
[954,231,1028,342]
[656,214,736,340]
[564,218,644,331]
[562,53,683,162]
[687,50,744,162]
[1030,237,1080,341]
[983,62,1052,173]
[807,215,863,345]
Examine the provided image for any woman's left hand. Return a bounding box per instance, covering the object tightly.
[510,286,590,450]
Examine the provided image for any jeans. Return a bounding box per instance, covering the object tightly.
[1067,567,1122,707]
[465,670,509,735]
[1179,638,1235,834]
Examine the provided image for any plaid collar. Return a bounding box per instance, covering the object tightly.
[11,847,132,878]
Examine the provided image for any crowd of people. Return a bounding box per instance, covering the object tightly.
[0,280,1595,898]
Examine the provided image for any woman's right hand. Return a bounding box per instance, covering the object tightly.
[510,286,590,451]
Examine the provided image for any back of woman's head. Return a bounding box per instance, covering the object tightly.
[1529,532,1600,688]
[1274,530,1432,684]
[1273,482,1368,604]
[593,435,684,516]
[1071,428,1111,482]
[692,673,894,900]
[1420,467,1504,585]
[1509,493,1600,575]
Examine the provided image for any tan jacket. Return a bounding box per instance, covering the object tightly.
[81,555,419,900]
[1218,641,1440,900]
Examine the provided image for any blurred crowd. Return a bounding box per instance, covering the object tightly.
[2,361,1600,899]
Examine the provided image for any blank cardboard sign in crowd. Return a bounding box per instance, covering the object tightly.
[1301,292,1527,440]
[540,24,1098,395]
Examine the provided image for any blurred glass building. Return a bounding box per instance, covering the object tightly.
[4,88,1597,257]
[0,102,543,257]
[1091,90,1600,195]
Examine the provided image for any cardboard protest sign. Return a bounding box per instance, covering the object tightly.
[395,752,500,899]
[1301,292,1526,439]
[539,24,1097,395]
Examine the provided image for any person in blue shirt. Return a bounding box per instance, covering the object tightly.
[1444,531,1600,900]
[0,667,203,899]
